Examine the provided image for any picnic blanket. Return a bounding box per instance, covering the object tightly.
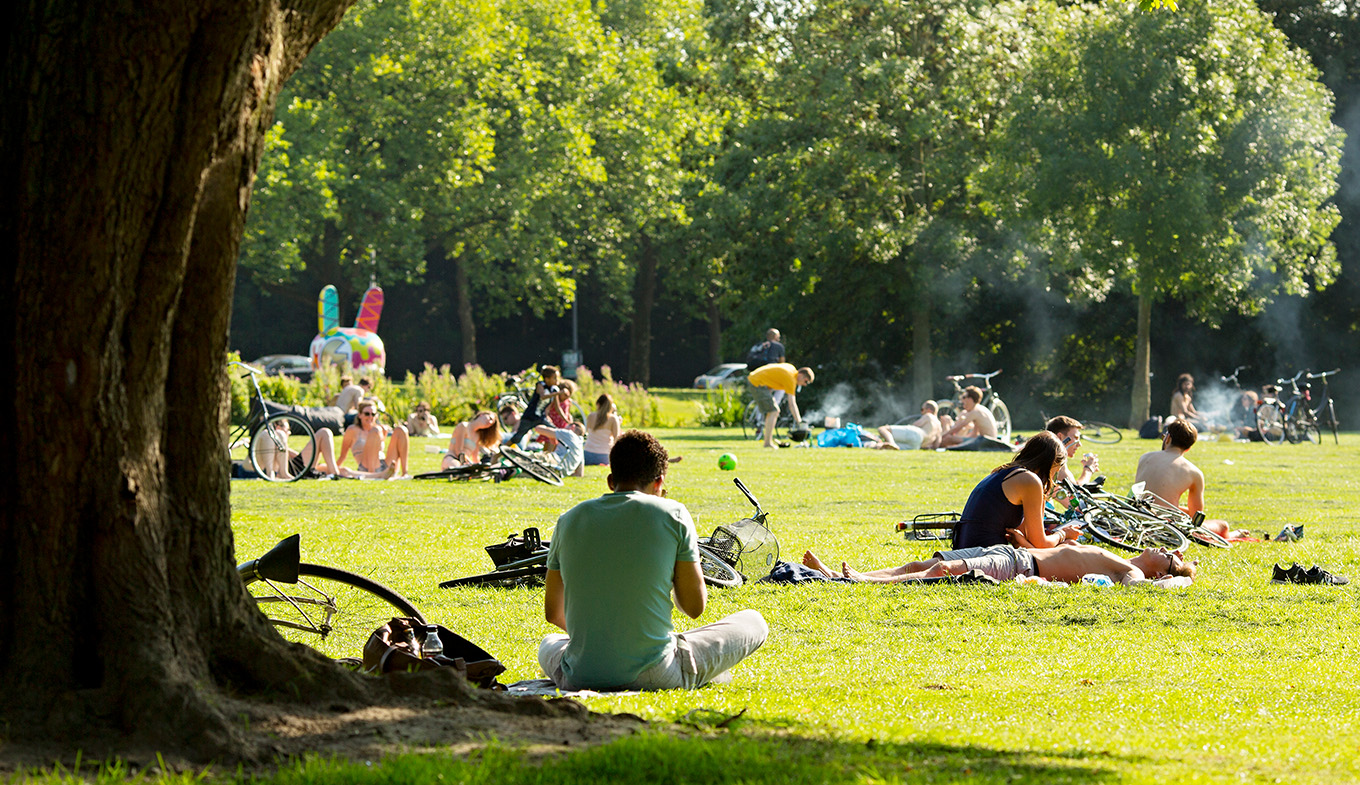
[758,561,999,586]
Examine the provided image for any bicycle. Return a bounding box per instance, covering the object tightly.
[1053,479,1191,553]
[740,399,795,441]
[1256,371,1319,446]
[1307,369,1341,444]
[239,534,425,659]
[412,446,563,486]
[935,370,1012,441]
[227,361,321,482]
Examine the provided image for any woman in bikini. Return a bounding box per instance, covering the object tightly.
[337,400,410,479]
[949,430,1078,550]
[442,410,502,468]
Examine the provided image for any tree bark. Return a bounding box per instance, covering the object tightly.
[627,234,658,385]
[453,255,478,366]
[1129,291,1153,428]
[0,0,385,760]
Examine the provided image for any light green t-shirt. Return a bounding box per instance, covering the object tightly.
[546,491,700,688]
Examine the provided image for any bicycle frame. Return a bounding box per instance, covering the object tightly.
[238,535,337,639]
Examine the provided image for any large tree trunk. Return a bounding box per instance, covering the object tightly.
[453,255,478,366]
[1129,292,1153,428]
[627,234,658,385]
[0,0,378,760]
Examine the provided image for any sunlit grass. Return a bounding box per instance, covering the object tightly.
[223,428,1360,783]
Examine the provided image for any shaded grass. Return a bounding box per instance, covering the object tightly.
[222,429,1360,783]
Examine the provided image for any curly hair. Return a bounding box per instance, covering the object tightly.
[609,430,669,487]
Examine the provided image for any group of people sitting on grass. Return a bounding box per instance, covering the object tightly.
[804,416,1207,587]
[533,415,1218,695]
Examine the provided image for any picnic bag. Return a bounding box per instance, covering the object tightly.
[362,617,506,688]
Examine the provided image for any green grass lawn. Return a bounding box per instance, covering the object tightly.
[220,428,1360,783]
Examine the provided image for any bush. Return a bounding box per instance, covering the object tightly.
[573,365,663,428]
[697,387,745,427]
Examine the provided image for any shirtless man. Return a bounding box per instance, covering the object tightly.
[1170,373,1208,429]
[1134,419,1204,518]
[802,542,1195,587]
[938,386,998,448]
[877,400,941,450]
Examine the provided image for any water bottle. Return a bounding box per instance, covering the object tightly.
[421,624,444,659]
[1081,573,1114,587]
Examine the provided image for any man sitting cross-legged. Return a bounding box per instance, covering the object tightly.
[538,430,768,691]
[802,540,1197,587]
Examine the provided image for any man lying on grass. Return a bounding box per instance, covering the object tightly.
[802,538,1197,587]
[539,430,768,691]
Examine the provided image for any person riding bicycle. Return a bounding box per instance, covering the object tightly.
[746,363,814,449]
[938,386,998,448]
[538,430,768,691]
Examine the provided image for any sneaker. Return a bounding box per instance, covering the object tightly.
[1270,563,1302,584]
[1291,524,1304,541]
[1274,526,1299,542]
[776,441,792,448]
[1302,566,1349,586]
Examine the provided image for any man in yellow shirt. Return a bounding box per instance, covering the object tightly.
[746,363,815,448]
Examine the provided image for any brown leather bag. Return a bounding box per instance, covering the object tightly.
[362,617,506,688]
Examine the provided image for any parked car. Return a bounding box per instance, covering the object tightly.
[693,363,748,390]
[250,354,315,382]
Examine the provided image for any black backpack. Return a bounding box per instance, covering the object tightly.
[745,341,770,370]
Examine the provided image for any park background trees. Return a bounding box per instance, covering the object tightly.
[231,0,1356,424]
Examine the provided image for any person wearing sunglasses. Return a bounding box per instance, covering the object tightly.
[406,400,441,438]
[336,400,409,479]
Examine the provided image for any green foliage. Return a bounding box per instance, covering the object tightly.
[227,351,308,426]
[696,386,745,426]
[573,366,665,427]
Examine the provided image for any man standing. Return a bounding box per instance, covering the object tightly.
[938,386,998,448]
[746,363,815,448]
[538,431,768,690]
[1135,419,1205,517]
[745,328,786,371]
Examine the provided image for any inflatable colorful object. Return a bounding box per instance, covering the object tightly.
[309,284,387,372]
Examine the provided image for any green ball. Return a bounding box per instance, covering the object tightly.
[718,453,738,471]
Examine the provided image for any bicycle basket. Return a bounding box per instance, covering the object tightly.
[708,517,779,580]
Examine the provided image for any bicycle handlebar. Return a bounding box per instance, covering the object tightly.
[1306,369,1340,379]
[230,360,264,376]
[946,370,1002,383]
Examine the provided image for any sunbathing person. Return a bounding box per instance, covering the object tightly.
[336,401,408,479]
[251,417,345,479]
[877,400,941,450]
[442,410,502,468]
[950,431,1080,550]
[938,386,998,448]
[802,542,1196,587]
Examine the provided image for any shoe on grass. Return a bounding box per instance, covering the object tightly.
[1302,566,1349,586]
[1270,563,1300,584]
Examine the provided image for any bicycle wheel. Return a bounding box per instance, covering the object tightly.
[1256,402,1286,445]
[248,413,319,482]
[989,399,1012,442]
[741,402,763,440]
[246,563,424,659]
[501,447,565,486]
[413,464,497,481]
[698,544,743,588]
[1297,421,1320,445]
[1085,513,1189,554]
[1082,421,1123,445]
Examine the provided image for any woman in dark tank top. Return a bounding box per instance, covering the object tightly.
[952,431,1081,550]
